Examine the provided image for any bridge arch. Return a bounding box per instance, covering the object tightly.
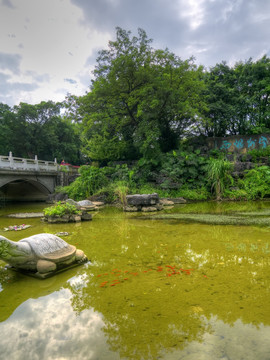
[0,175,56,201]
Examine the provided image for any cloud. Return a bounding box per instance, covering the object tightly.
[1,0,14,8]
[0,52,21,74]
[0,0,269,106]
[71,0,270,67]
[0,72,39,104]
[64,78,77,84]
[25,70,50,83]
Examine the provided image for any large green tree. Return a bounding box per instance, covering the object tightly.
[0,101,82,163]
[203,56,270,136]
[78,27,206,161]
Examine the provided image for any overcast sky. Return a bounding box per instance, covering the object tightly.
[0,0,269,106]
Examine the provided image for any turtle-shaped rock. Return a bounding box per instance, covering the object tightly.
[0,233,88,278]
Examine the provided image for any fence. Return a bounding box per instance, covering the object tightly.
[0,152,58,172]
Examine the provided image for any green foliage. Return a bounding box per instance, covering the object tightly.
[238,166,270,200]
[0,100,82,163]
[203,56,270,137]
[113,181,129,205]
[159,149,208,189]
[43,202,79,217]
[206,157,234,200]
[175,186,209,201]
[78,27,206,162]
[63,165,109,200]
[247,146,270,163]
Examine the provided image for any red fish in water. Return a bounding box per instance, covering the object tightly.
[166,265,175,269]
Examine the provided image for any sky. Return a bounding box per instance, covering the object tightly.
[0,0,269,107]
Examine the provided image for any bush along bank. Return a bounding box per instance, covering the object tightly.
[54,146,270,204]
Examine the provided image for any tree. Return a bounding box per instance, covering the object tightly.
[203,56,270,136]
[0,103,14,155]
[0,101,82,163]
[78,27,206,162]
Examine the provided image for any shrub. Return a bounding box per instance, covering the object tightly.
[44,202,80,217]
[62,165,109,200]
[158,149,208,189]
[247,146,270,163]
[113,181,129,206]
[206,157,234,200]
[239,166,270,199]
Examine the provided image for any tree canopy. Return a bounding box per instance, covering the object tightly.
[0,100,82,163]
[77,27,206,161]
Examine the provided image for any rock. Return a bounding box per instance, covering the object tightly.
[54,232,70,236]
[141,206,160,212]
[66,199,97,211]
[123,205,141,212]
[66,198,80,209]
[123,194,164,212]
[77,200,93,207]
[92,201,104,207]
[70,215,81,222]
[169,197,187,204]
[159,199,175,206]
[126,193,159,206]
[7,212,44,218]
[81,212,92,221]
[47,216,68,223]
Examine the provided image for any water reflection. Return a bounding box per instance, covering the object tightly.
[0,287,116,360]
[0,203,270,359]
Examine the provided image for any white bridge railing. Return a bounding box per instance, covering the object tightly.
[0,152,58,172]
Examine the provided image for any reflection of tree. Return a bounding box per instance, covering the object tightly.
[66,215,270,360]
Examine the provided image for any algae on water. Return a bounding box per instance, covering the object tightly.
[141,212,270,226]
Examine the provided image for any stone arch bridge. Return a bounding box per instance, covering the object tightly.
[0,153,76,202]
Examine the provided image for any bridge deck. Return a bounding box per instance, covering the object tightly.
[0,153,58,173]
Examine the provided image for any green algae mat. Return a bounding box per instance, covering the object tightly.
[142,211,270,226]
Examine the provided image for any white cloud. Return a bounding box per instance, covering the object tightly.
[0,0,110,105]
[0,0,269,105]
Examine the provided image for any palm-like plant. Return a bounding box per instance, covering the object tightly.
[206,157,233,200]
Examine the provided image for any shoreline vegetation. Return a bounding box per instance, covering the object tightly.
[54,146,270,205]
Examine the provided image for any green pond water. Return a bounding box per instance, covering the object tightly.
[0,201,270,360]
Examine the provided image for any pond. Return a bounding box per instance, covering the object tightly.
[0,201,270,360]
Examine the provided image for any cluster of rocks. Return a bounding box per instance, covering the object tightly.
[44,212,91,223]
[123,193,178,212]
[43,199,104,223]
